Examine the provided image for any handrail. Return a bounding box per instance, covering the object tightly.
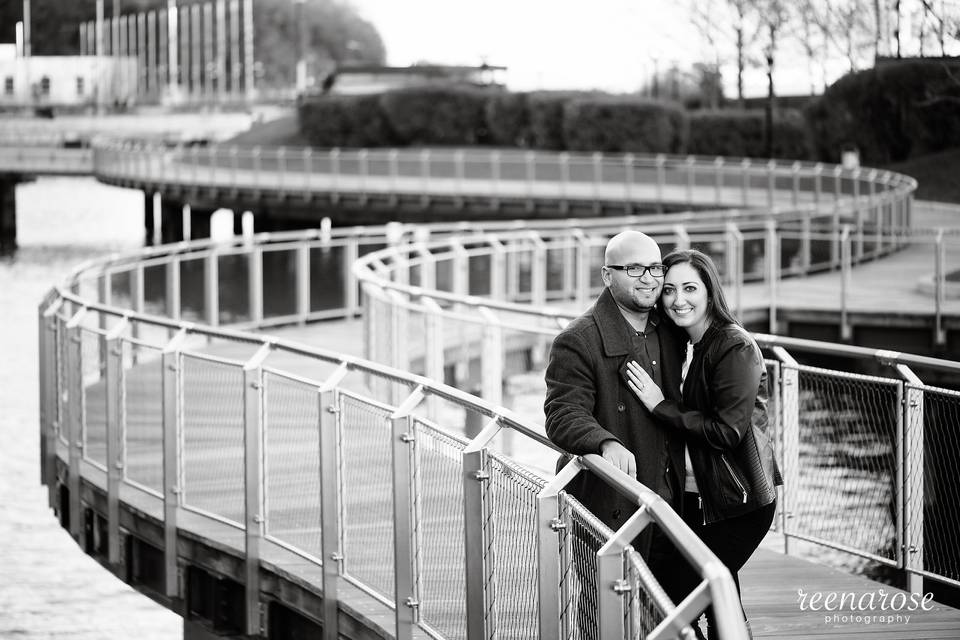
[34,138,960,639]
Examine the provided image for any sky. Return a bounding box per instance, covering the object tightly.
[346,0,831,98]
[347,0,959,98]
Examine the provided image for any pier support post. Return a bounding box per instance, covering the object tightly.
[143,190,156,246]
[160,199,184,244]
[189,207,213,240]
[0,175,20,255]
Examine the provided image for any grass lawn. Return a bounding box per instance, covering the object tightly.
[882,146,960,205]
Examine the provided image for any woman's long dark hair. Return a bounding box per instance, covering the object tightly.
[661,249,741,328]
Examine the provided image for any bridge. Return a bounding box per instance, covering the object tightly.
[11,119,960,639]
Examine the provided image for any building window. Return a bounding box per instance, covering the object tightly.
[76,77,85,96]
[3,77,12,95]
[40,76,51,96]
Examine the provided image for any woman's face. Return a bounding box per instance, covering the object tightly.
[661,262,711,342]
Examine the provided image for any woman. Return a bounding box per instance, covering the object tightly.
[625,249,781,640]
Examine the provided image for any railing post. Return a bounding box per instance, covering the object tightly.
[897,365,924,595]
[39,299,63,503]
[318,372,346,640]
[713,156,724,203]
[205,250,219,327]
[623,153,635,213]
[243,343,271,636]
[573,229,593,310]
[297,243,311,322]
[105,319,129,567]
[725,223,743,317]
[162,328,188,599]
[478,307,503,405]
[766,159,776,208]
[463,419,502,640]
[673,224,690,251]
[800,203,812,273]
[536,459,584,640]
[529,232,547,309]
[598,509,653,639]
[489,238,506,301]
[330,147,341,204]
[421,296,444,421]
[840,225,852,341]
[249,245,263,324]
[766,220,779,334]
[525,150,536,212]
[344,236,360,317]
[387,289,410,406]
[65,308,86,544]
[592,152,603,213]
[740,158,751,206]
[773,346,800,556]
[392,387,426,640]
[655,154,666,205]
[167,255,181,322]
[934,230,946,345]
[853,168,864,260]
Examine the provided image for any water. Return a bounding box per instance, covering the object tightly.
[0,177,182,639]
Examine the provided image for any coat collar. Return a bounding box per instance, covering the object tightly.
[591,288,661,357]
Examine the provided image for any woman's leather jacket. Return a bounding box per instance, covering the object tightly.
[652,323,782,524]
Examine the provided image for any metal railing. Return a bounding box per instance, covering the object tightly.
[38,286,749,640]
[35,147,960,639]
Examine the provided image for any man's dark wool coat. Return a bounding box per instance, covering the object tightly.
[544,287,687,553]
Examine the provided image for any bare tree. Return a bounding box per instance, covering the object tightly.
[688,0,764,107]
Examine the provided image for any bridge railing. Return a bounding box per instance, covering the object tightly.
[352,226,960,596]
[90,142,916,213]
[39,288,750,640]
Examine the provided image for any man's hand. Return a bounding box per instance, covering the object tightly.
[600,440,636,477]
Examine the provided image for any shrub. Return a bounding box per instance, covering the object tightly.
[527,91,607,150]
[805,60,960,164]
[485,92,532,147]
[297,94,394,147]
[687,109,812,160]
[562,97,688,153]
[379,85,493,145]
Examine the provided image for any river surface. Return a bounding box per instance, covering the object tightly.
[0,177,182,638]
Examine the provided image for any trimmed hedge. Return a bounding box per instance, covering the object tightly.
[528,91,607,150]
[485,91,532,147]
[378,85,492,145]
[562,97,687,153]
[805,60,960,164]
[687,110,813,160]
[297,94,395,147]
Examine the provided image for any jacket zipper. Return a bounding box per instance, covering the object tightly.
[720,454,748,504]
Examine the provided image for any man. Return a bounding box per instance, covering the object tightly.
[544,230,687,547]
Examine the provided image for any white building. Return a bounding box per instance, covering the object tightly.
[0,43,137,109]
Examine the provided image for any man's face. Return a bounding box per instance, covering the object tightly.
[602,239,664,314]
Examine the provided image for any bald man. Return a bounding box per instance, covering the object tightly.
[544,230,687,552]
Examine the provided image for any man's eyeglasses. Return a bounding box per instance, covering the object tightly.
[605,263,666,278]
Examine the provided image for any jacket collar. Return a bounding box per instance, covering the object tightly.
[592,288,660,357]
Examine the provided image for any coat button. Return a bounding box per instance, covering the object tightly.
[617,402,625,412]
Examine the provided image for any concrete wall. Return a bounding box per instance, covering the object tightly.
[0,56,138,108]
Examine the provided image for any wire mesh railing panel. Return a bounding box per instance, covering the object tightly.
[559,492,615,640]
[339,391,395,603]
[80,326,108,469]
[791,366,900,572]
[624,549,675,640]
[122,338,165,495]
[180,353,245,526]
[917,384,960,585]
[217,253,251,324]
[486,452,545,640]
[262,248,298,319]
[412,419,468,640]
[263,370,322,558]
